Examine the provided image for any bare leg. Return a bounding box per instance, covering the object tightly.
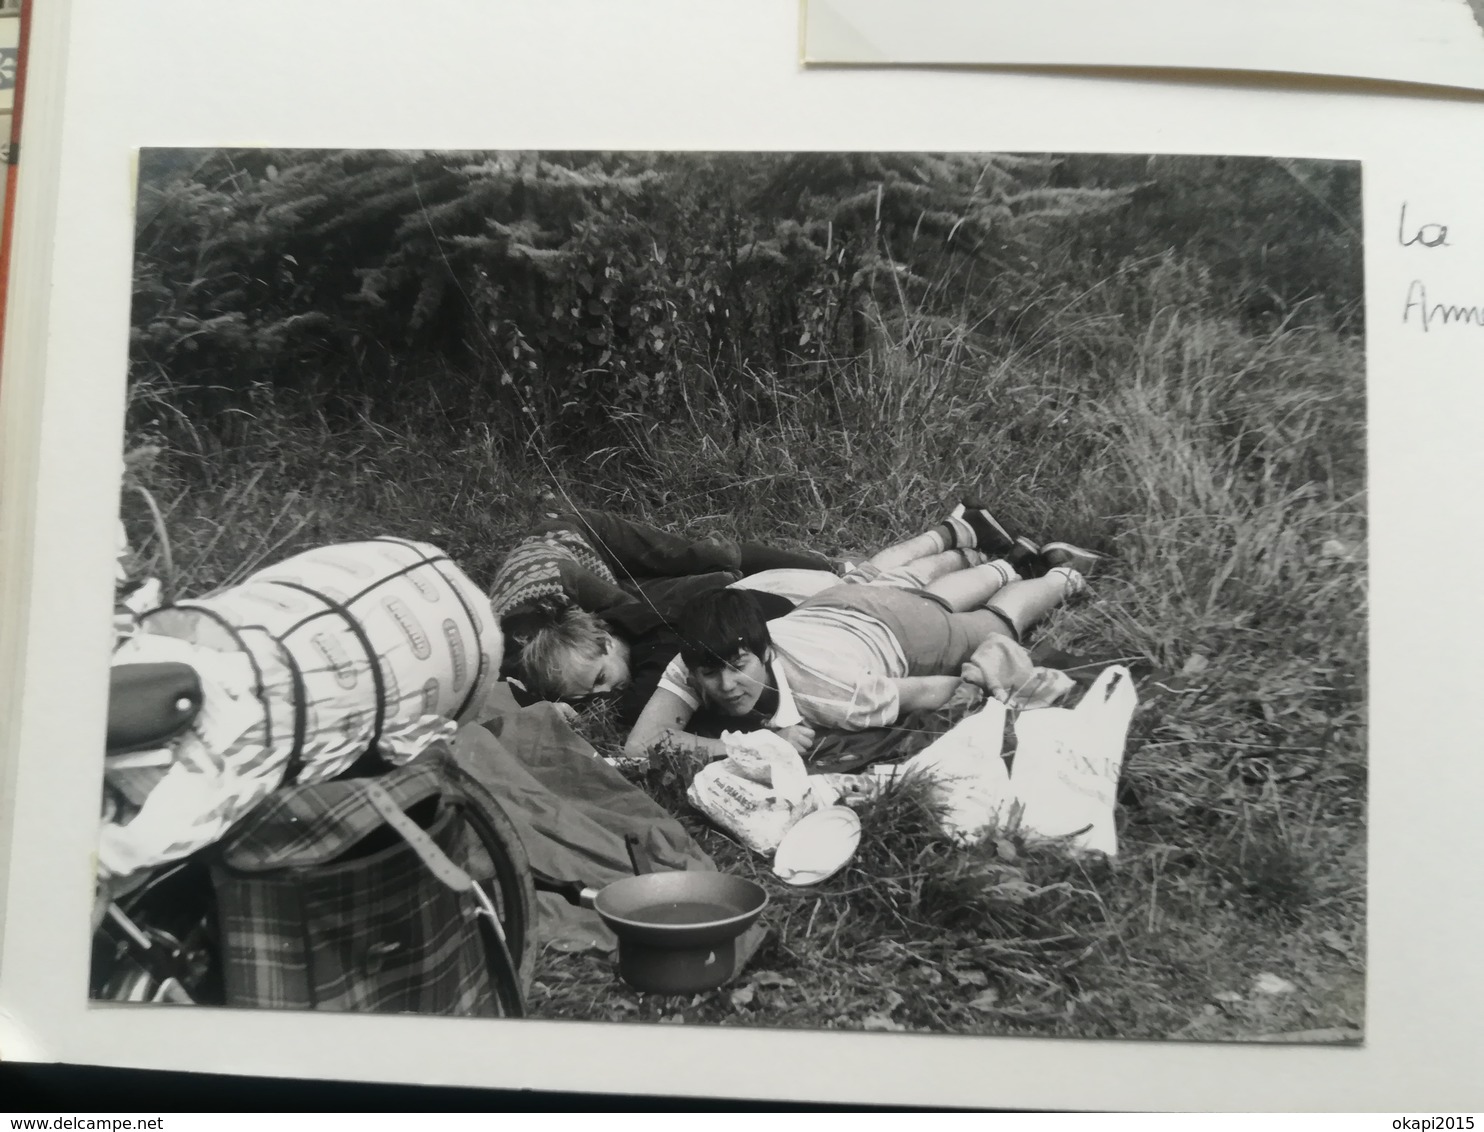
[944,608,1020,652]
[984,568,1085,638]
[865,548,987,588]
[923,561,1020,612]
[939,569,1084,656]
[864,529,954,572]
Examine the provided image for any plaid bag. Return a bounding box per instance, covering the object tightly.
[210,747,534,1016]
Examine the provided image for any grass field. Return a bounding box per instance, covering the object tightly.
[118,256,1367,1041]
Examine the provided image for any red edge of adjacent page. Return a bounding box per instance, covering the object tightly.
[0,0,33,371]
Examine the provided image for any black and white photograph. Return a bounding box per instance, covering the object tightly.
[92,147,1367,1044]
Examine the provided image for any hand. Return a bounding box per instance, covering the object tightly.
[946,675,987,711]
[959,660,988,690]
[773,723,816,754]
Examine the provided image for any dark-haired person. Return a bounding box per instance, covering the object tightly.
[622,542,1099,762]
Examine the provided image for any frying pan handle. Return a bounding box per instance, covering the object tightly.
[624,832,655,877]
[530,871,597,909]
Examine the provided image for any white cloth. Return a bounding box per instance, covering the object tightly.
[727,567,839,603]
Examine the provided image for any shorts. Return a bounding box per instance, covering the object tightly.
[795,584,976,677]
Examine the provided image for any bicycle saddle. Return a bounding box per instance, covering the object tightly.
[106,662,204,754]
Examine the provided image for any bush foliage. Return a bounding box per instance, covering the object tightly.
[130,150,1359,449]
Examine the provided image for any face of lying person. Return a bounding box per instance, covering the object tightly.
[562,635,632,701]
[693,648,771,717]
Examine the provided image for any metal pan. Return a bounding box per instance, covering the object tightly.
[535,855,768,995]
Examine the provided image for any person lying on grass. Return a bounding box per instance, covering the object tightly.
[513,503,1039,728]
[622,538,1102,763]
[491,506,841,664]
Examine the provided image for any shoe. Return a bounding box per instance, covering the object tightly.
[1041,541,1106,576]
[1003,537,1044,577]
[948,502,1015,556]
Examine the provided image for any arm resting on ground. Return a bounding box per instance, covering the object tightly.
[624,685,732,762]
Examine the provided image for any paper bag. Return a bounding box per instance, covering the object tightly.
[687,730,824,854]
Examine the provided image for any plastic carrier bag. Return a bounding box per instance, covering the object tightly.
[880,665,1137,855]
[100,538,504,883]
[1008,665,1136,855]
[887,697,1014,842]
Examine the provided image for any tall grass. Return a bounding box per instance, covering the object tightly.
[121,256,1367,1040]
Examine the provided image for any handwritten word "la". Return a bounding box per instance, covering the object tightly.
[1398,203,1450,248]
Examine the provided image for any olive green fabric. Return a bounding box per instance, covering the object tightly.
[452,685,715,953]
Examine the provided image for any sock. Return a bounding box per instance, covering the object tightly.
[1050,565,1086,597]
[987,560,1020,588]
[933,518,972,551]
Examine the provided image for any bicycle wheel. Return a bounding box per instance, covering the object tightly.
[448,761,538,1017]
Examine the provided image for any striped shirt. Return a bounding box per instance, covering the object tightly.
[659,602,909,731]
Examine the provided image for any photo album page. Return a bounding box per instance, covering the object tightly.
[1,0,1481,1112]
